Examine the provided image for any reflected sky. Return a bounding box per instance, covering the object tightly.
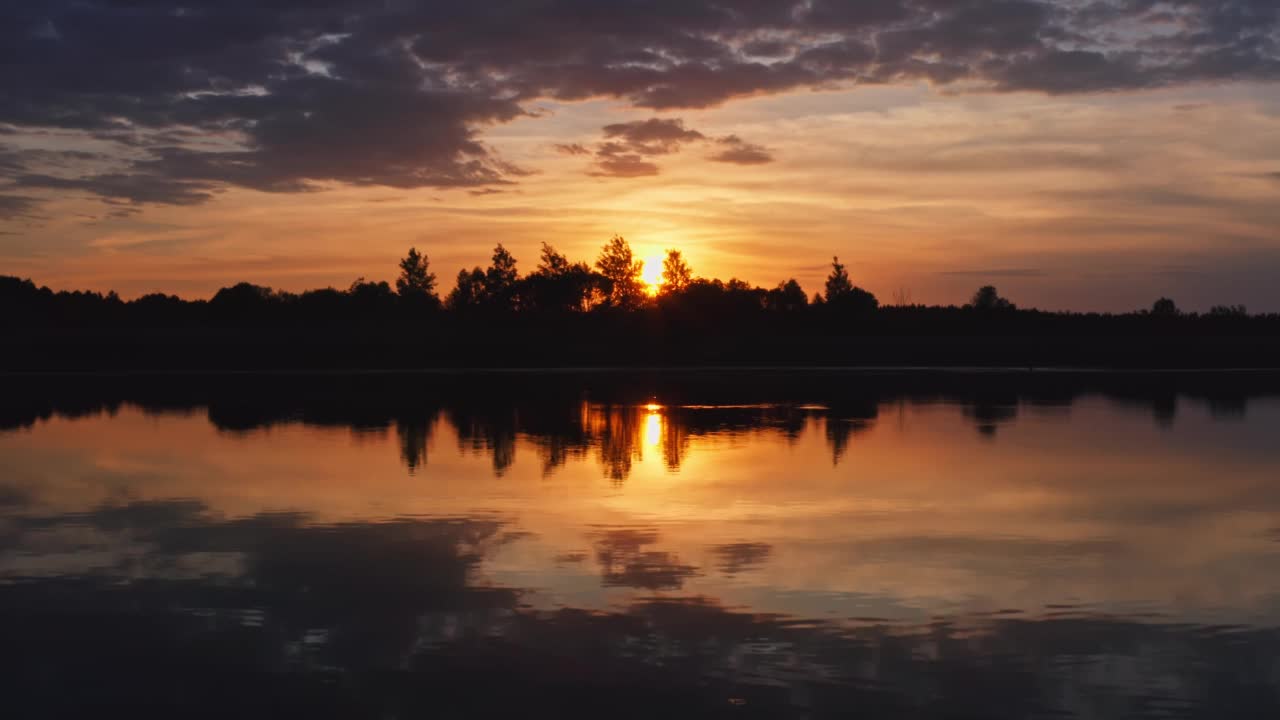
[3,372,1280,717]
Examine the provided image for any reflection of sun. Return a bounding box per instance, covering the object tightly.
[644,407,663,447]
[642,254,663,296]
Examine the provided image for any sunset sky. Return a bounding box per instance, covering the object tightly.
[2,1,1279,311]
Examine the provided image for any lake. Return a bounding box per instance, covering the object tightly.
[3,370,1280,718]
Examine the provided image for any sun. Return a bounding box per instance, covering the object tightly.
[641,254,664,296]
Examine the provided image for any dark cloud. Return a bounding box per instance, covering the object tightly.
[15,173,220,206]
[0,194,39,219]
[601,118,705,155]
[588,152,662,178]
[553,143,591,156]
[709,135,774,165]
[581,118,770,177]
[0,0,1276,210]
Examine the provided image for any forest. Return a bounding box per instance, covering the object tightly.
[3,236,1278,370]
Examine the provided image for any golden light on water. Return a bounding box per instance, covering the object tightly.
[644,405,663,447]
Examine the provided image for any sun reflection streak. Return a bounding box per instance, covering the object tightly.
[644,407,663,448]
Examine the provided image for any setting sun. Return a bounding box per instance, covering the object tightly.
[642,254,664,297]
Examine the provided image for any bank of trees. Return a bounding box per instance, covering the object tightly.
[1,234,1274,339]
[406,236,875,318]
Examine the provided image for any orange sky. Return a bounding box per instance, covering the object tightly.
[2,1,1280,311]
[4,83,1279,312]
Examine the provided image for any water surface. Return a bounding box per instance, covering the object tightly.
[3,371,1280,718]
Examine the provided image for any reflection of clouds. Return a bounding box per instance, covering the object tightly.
[711,542,773,577]
[589,527,698,591]
[7,378,1280,632]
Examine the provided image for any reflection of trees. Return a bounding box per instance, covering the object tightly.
[395,417,435,474]
[962,397,1019,438]
[826,418,874,466]
[662,413,689,471]
[449,405,518,476]
[22,373,1280,484]
[822,397,879,465]
[583,404,645,484]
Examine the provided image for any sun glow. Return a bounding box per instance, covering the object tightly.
[644,406,663,447]
[642,254,664,297]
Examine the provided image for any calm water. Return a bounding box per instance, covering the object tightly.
[3,371,1280,718]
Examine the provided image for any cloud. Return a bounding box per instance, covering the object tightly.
[601,118,705,155]
[588,153,661,178]
[941,269,1048,278]
[553,143,591,156]
[1,0,1277,211]
[0,193,39,219]
[580,118,770,176]
[15,173,220,206]
[709,136,774,165]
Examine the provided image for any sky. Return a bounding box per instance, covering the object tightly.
[1,0,1278,312]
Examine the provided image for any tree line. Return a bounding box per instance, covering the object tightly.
[393,235,879,315]
[4,234,1260,326]
[4,234,1279,370]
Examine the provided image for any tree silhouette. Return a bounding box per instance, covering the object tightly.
[1209,304,1248,317]
[483,244,520,310]
[1151,297,1179,316]
[524,242,605,313]
[395,247,437,299]
[824,256,853,301]
[767,279,808,312]
[537,242,571,276]
[446,267,487,310]
[661,249,692,295]
[969,285,1014,311]
[596,235,646,309]
[822,257,878,313]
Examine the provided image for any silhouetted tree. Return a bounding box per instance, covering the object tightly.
[485,244,520,311]
[969,285,1015,311]
[446,267,487,310]
[1151,297,1179,317]
[395,247,437,299]
[537,242,571,275]
[824,257,853,301]
[1209,304,1247,317]
[211,282,275,306]
[596,235,646,309]
[348,278,395,304]
[767,279,808,312]
[661,249,692,295]
[822,257,878,314]
[523,242,606,313]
